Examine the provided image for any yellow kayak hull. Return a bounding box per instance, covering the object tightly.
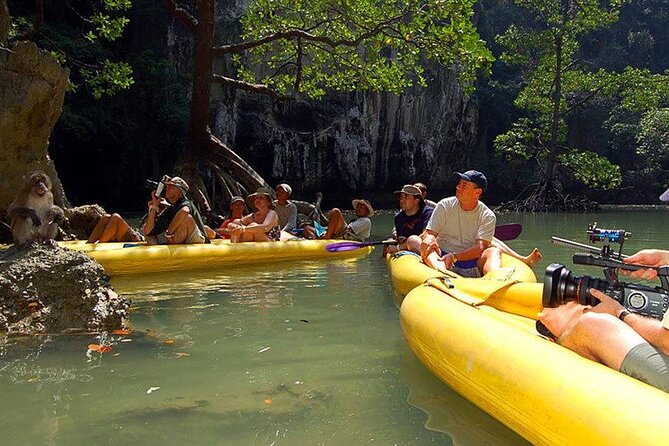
[60,239,372,276]
[390,254,669,445]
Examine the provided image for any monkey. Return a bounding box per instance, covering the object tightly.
[7,171,64,245]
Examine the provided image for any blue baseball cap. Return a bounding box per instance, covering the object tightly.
[660,187,669,202]
[454,170,488,191]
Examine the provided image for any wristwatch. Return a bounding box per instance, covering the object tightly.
[451,253,458,264]
[618,309,631,322]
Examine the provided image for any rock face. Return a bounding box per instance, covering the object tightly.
[0,41,70,211]
[0,244,130,335]
[0,0,9,46]
[230,80,477,192]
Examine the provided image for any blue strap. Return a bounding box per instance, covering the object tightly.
[440,250,478,269]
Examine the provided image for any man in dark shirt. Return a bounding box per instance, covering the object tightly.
[385,184,434,255]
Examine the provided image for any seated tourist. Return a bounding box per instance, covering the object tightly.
[273,183,298,233]
[385,184,434,255]
[87,213,144,243]
[303,199,374,242]
[143,176,208,244]
[227,187,281,242]
[215,196,246,239]
[413,182,439,208]
[420,170,501,277]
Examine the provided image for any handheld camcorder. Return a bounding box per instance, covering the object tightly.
[543,223,669,320]
[144,177,166,198]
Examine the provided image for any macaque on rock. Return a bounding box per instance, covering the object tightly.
[7,171,64,245]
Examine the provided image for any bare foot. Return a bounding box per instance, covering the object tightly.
[524,247,542,266]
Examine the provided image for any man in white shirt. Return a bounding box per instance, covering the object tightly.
[420,170,501,278]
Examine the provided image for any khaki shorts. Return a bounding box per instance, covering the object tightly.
[620,342,669,392]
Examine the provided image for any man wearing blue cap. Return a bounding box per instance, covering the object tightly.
[419,170,501,277]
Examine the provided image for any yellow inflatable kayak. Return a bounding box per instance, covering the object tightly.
[388,253,669,445]
[60,239,372,276]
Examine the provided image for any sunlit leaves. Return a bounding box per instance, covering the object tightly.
[494,0,633,191]
[234,0,493,99]
[81,60,134,99]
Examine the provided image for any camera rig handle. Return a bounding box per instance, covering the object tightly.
[573,253,669,290]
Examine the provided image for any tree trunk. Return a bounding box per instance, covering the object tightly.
[173,0,267,211]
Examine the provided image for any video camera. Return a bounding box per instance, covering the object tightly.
[543,222,669,320]
[144,177,167,198]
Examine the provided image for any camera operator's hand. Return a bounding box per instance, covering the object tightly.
[538,301,590,341]
[621,249,669,281]
[588,288,624,316]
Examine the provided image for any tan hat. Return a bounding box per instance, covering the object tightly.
[276,183,292,196]
[247,187,274,208]
[163,176,189,193]
[352,199,374,217]
[394,184,422,197]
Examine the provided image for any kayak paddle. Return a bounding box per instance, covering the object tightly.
[325,223,523,252]
[325,240,398,252]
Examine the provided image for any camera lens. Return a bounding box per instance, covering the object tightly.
[543,264,617,307]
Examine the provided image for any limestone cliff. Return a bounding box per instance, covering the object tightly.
[0,41,70,211]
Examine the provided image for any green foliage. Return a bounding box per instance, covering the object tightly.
[81,60,134,99]
[494,0,632,193]
[235,0,494,98]
[8,0,133,99]
[557,149,622,189]
[636,108,669,169]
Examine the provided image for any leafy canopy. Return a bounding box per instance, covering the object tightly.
[233,0,494,98]
[494,0,631,190]
[8,0,133,99]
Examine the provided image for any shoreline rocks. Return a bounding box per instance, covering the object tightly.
[0,244,129,335]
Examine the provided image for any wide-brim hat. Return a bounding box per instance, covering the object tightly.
[276,183,292,196]
[247,187,274,208]
[352,199,374,217]
[660,187,669,202]
[454,170,487,191]
[163,176,189,194]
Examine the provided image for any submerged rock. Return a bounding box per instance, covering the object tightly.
[0,244,129,335]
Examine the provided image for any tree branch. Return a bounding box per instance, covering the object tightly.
[212,11,407,56]
[212,74,294,100]
[164,0,198,31]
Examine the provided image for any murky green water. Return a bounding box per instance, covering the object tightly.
[1,210,666,445]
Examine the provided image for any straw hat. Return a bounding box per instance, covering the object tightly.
[352,199,374,217]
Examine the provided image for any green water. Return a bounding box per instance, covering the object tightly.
[1,210,666,445]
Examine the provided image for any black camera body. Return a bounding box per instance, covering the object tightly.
[543,262,669,320]
[544,223,669,321]
[144,179,165,198]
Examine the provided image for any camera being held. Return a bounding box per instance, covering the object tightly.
[544,223,669,320]
[144,177,167,198]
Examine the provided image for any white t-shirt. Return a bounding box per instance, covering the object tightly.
[426,196,496,253]
[345,217,371,242]
[662,309,669,330]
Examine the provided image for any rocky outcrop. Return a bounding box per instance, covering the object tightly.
[0,40,70,211]
[0,244,129,335]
